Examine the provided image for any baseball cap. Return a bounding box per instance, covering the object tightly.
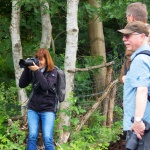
[118,21,149,36]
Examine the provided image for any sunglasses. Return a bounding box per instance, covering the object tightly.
[123,33,140,39]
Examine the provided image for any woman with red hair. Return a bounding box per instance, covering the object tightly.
[19,48,57,150]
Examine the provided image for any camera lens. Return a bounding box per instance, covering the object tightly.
[19,59,27,68]
[19,58,39,68]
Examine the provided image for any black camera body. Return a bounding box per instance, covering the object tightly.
[126,117,150,150]
[126,131,139,150]
[19,57,39,68]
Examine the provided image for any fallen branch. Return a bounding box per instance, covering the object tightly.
[67,61,115,73]
[74,78,119,133]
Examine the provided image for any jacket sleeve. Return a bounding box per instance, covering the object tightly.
[33,69,57,91]
[19,68,32,88]
[119,50,133,84]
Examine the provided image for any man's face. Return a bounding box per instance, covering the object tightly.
[123,32,143,51]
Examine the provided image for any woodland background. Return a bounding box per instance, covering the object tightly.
[0,0,150,150]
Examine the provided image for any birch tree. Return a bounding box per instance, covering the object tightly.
[40,0,52,49]
[10,0,28,115]
[59,0,79,144]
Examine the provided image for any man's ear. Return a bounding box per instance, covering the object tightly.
[141,33,147,42]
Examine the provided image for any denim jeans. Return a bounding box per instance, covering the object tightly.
[27,109,55,150]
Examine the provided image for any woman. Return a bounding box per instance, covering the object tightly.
[19,48,57,150]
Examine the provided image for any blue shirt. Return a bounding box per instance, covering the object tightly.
[123,43,150,130]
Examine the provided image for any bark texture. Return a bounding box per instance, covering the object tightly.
[59,0,79,144]
[103,66,113,126]
[10,0,28,115]
[40,0,52,49]
[88,0,106,89]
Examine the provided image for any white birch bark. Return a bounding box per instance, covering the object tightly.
[40,0,52,49]
[10,0,28,115]
[59,0,79,144]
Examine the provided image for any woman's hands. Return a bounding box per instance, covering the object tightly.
[28,62,39,71]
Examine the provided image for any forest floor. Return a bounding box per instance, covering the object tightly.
[108,132,126,150]
[27,127,127,150]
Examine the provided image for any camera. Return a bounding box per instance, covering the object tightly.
[126,131,139,150]
[126,117,150,150]
[19,57,39,68]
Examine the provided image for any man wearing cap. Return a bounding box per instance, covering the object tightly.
[118,21,150,150]
[120,2,149,84]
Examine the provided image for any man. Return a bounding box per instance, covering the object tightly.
[120,2,148,83]
[118,21,150,150]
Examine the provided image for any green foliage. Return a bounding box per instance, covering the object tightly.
[113,105,123,122]
[0,121,26,150]
[83,55,104,67]
[0,83,26,149]
[99,0,140,22]
[2,0,150,149]
[0,54,15,84]
[55,94,123,150]
[59,93,86,129]
[54,93,86,140]
[74,55,104,98]
[84,2,99,20]
[0,82,21,117]
[0,82,20,138]
[0,14,14,84]
[53,53,65,69]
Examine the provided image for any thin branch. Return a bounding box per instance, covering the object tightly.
[67,61,115,73]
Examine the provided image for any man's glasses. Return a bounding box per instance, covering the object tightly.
[123,33,140,39]
[126,14,131,19]
[124,14,132,22]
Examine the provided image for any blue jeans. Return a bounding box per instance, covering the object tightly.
[27,109,55,150]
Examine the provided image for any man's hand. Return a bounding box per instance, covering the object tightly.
[131,121,145,140]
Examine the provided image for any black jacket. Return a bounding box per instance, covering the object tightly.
[19,68,58,112]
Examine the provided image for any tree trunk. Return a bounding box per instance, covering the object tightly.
[40,0,52,49]
[59,0,79,144]
[107,84,117,127]
[88,0,106,90]
[10,0,28,115]
[102,66,113,126]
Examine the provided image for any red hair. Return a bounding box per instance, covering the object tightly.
[35,48,54,72]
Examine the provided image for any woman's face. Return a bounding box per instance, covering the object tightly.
[38,57,46,69]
